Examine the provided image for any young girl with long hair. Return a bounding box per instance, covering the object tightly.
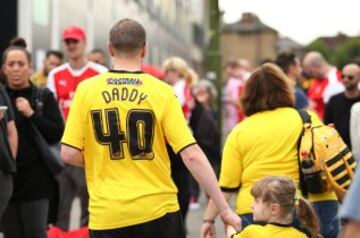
[227,176,321,238]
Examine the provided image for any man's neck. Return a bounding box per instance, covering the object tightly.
[112,57,142,72]
[345,89,360,99]
[69,56,87,70]
[324,64,333,77]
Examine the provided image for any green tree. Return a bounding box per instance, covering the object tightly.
[308,39,331,62]
[333,38,360,68]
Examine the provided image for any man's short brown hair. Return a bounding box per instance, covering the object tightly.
[109,18,146,54]
[241,63,295,116]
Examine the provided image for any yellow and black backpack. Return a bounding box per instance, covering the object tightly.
[297,110,357,200]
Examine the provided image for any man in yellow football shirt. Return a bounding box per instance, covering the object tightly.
[61,18,240,237]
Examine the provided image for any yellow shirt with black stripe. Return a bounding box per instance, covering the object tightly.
[231,224,308,238]
[219,107,337,215]
[62,70,196,230]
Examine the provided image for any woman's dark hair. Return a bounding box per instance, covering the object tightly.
[240,63,295,116]
[2,37,31,65]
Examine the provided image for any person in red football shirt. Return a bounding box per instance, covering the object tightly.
[303,51,344,119]
[47,26,107,232]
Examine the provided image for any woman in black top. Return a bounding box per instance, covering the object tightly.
[1,38,64,238]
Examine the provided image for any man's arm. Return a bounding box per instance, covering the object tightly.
[180,144,241,230]
[342,222,360,238]
[61,144,84,167]
[7,120,17,159]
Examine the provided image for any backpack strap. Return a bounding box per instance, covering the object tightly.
[297,109,311,125]
[31,86,45,116]
[296,109,312,197]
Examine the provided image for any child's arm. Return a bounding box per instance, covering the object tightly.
[226,225,237,238]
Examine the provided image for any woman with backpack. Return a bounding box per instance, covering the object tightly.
[1,38,64,238]
[200,63,339,238]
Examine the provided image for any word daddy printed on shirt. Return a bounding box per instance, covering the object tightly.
[102,77,147,105]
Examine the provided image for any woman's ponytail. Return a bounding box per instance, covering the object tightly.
[297,198,321,238]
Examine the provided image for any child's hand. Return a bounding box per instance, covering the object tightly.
[226,225,237,238]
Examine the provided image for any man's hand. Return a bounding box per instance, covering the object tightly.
[226,225,237,238]
[0,111,4,120]
[219,207,241,232]
[200,222,216,238]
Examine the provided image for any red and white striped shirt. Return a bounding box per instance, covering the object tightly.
[47,62,107,119]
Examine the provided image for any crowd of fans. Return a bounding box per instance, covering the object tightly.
[0,22,359,238]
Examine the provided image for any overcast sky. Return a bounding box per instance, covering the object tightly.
[219,0,360,45]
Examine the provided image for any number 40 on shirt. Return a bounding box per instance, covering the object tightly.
[91,108,155,160]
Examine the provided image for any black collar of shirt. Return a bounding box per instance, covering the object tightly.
[108,69,143,74]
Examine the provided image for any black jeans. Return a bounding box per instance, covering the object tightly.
[90,211,185,238]
[56,165,89,230]
[0,171,12,218]
[2,198,49,238]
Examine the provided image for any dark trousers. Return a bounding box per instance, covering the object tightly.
[172,172,190,221]
[0,171,12,219]
[312,200,339,238]
[56,165,89,230]
[166,144,190,222]
[2,198,49,238]
[90,211,185,238]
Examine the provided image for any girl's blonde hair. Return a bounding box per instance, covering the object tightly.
[162,57,189,79]
[251,176,320,238]
[186,68,199,87]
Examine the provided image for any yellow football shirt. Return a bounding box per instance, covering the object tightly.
[62,70,196,230]
[219,107,337,215]
[231,224,308,238]
[31,70,48,87]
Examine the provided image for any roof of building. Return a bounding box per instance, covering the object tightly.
[276,37,304,51]
[222,12,278,34]
[312,32,349,49]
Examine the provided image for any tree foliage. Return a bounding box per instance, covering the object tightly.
[307,37,360,68]
[333,38,360,68]
[308,39,331,62]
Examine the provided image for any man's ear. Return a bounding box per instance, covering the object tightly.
[108,42,115,57]
[141,43,147,58]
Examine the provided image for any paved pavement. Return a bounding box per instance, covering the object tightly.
[0,191,230,238]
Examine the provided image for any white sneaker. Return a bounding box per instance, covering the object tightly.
[189,202,200,210]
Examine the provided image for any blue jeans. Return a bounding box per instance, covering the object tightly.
[312,200,339,238]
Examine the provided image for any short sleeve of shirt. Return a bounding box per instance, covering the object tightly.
[61,84,85,150]
[219,130,242,191]
[162,92,196,153]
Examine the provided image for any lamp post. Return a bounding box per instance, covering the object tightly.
[205,0,222,133]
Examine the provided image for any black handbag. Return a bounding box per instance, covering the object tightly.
[31,122,64,176]
[31,86,64,176]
